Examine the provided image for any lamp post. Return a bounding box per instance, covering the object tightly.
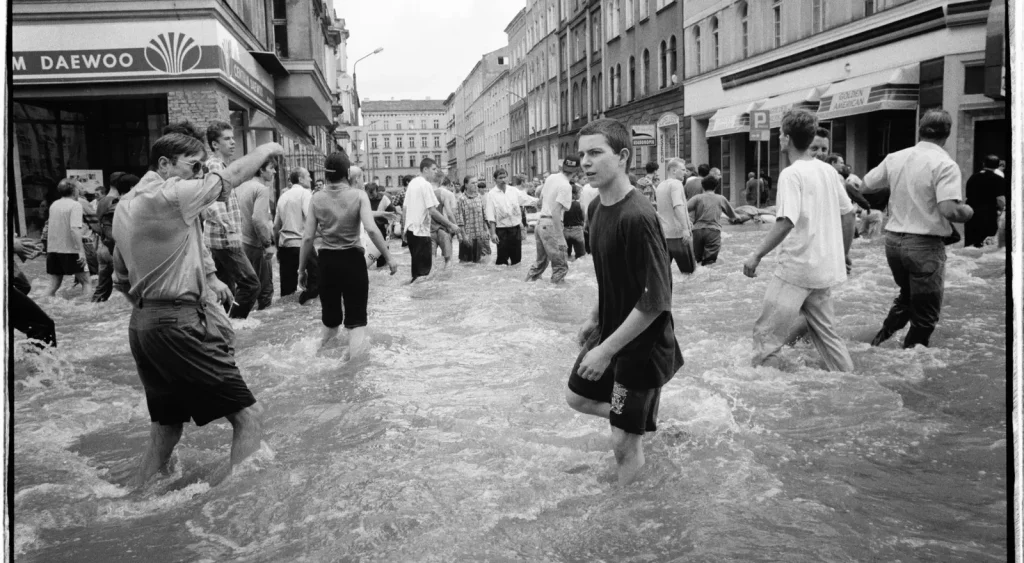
[352,47,384,127]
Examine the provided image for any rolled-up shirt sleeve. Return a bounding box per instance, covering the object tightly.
[862,158,890,193]
[934,161,963,203]
[175,172,227,223]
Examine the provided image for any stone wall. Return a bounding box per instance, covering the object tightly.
[167,88,229,128]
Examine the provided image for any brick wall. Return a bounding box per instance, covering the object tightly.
[167,89,229,128]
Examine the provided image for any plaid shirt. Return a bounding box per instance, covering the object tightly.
[456,194,488,240]
[201,157,243,249]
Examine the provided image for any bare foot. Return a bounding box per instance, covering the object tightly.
[616,450,645,486]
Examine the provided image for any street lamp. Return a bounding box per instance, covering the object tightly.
[352,47,384,126]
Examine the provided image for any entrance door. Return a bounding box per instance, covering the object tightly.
[972,118,1008,175]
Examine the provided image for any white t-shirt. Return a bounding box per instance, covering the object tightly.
[654,178,690,239]
[275,184,312,248]
[403,176,440,237]
[540,173,573,221]
[774,158,854,289]
[47,198,85,254]
[863,141,962,237]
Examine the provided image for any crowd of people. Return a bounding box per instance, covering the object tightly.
[9,107,1005,489]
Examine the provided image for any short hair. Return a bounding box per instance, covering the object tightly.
[149,132,206,170]
[289,169,303,185]
[628,173,639,187]
[419,157,437,172]
[462,174,475,188]
[206,121,233,148]
[645,161,659,174]
[109,171,125,188]
[918,109,952,141]
[825,153,844,165]
[57,178,78,197]
[115,174,140,193]
[838,165,851,180]
[324,152,351,183]
[782,109,819,152]
[814,126,831,140]
[493,168,508,179]
[349,165,364,184]
[257,159,276,176]
[577,118,631,156]
[701,175,720,192]
[666,158,686,173]
[697,163,711,177]
[748,172,756,179]
[162,121,205,143]
[685,162,697,174]
[365,181,379,193]
[983,154,1001,169]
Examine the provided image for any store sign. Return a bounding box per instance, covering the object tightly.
[13,33,214,76]
[828,88,871,112]
[230,60,274,109]
[631,124,656,146]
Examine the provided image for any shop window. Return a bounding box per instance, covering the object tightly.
[964,64,985,95]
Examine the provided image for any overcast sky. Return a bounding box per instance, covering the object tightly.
[335,0,522,102]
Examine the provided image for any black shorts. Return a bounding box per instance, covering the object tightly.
[318,248,369,329]
[46,252,84,276]
[407,231,433,279]
[567,339,662,435]
[128,302,256,426]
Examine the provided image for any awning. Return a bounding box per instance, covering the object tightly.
[760,85,829,129]
[817,65,919,121]
[706,100,766,138]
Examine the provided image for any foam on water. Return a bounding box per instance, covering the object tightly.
[13,230,1007,561]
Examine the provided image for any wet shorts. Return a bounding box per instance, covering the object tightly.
[46,252,84,276]
[567,341,662,435]
[128,301,256,426]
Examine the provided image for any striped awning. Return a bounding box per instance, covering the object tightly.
[760,85,830,128]
[817,65,919,121]
[706,100,766,138]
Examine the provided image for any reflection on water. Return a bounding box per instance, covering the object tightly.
[13,227,1007,562]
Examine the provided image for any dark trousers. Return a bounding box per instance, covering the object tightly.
[318,248,369,329]
[211,247,260,319]
[666,237,696,274]
[10,286,57,348]
[91,243,115,302]
[407,231,433,280]
[873,232,946,348]
[692,228,722,265]
[243,244,274,310]
[495,226,522,265]
[277,246,320,303]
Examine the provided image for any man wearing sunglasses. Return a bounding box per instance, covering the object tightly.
[111,123,284,488]
[202,121,262,319]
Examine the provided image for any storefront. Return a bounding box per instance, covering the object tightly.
[656,113,680,175]
[703,100,765,204]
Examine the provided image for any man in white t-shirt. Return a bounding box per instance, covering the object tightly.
[743,109,855,372]
[655,158,696,274]
[274,168,318,303]
[525,157,579,283]
[404,158,461,282]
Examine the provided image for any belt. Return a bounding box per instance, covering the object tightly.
[539,215,552,219]
[887,231,944,240]
[137,297,201,309]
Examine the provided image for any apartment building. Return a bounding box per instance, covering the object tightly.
[362,99,447,189]
[11,0,346,234]
[506,8,530,178]
[482,70,512,181]
[443,48,509,181]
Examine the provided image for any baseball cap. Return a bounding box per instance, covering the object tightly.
[562,157,581,172]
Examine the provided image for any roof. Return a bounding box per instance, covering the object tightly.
[362,99,447,113]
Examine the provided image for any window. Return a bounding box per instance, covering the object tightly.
[593,14,602,54]
[669,36,677,81]
[639,0,648,19]
[628,56,636,100]
[812,0,825,34]
[433,119,439,128]
[435,154,441,163]
[421,120,426,129]
[625,0,634,27]
[965,64,986,94]
[409,156,416,167]
[384,155,391,167]
[641,49,650,95]
[572,82,580,119]
[272,0,288,58]
[659,41,667,88]
[397,137,403,148]
[591,76,599,118]
[421,136,427,147]
[384,120,390,130]
[711,17,719,68]
[608,0,620,38]
[386,176,392,187]
[434,136,440,147]
[408,120,415,127]
[371,136,378,149]
[773,1,782,48]
[372,156,379,168]
[693,27,701,74]
[396,122,402,130]
[384,136,391,148]
[739,2,749,58]
[613,65,621,106]
[409,136,415,148]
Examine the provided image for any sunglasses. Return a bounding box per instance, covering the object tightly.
[178,158,205,175]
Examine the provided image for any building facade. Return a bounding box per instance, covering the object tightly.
[505,9,530,178]
[482,70,512,181]
[684,0,1007,205]
[444,48,509,181]
[361,99,447,188]
[11,0,344,235]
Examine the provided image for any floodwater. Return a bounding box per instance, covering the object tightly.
[12,226,1008,562]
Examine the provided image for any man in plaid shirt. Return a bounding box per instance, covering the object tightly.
[203,121,261,319]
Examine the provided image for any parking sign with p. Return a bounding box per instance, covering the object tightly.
[750,110,770,142]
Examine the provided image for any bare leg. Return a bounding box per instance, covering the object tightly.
[565,388,611,419]
[225,403,263,470]
[75,272,94,298]
[610,425,645,486]
[345,326,369,360]
[319,325,340,351]
[134,422,183,488]
[47,274,63,297]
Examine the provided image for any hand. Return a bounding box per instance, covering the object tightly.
[490,233,499,245]
[262,142,286,157]
[386,257,399,276]
[577,343,612,381]
[77,253,88,268]
[576,317,599,347]
[207,275,233,305]
[520,229,527,241]
[680,233,692,244]
[743,254,761,278]
[381,212,399,222]
[961,204,974,222]
[264,246,276,258]
[449,225,462,238]
[298,271,307,290]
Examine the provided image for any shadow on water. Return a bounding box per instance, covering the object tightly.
[13,232,1007,562]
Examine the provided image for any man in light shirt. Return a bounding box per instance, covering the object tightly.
[525,157,579,283]
[404,158,462,282]
[45,179,92,297]
[862,109,974,348]
[655,158,696,274]
[486,167,538,266]
[235,160,277,312]
[112,125,284,488]
[275,167,318,304]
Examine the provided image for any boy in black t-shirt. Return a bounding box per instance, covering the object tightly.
[567,119,684,486]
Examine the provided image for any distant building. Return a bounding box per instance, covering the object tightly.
[443,48,509,182]
[361,99,448,188]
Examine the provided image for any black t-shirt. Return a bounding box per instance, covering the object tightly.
[965,169,1004,210]
[563,200,584,227]
[587,188,683,389]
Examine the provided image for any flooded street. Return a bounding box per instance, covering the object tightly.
[13,226,1007,562]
